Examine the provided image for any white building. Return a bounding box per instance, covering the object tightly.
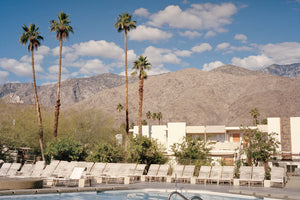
[130,117,300,166]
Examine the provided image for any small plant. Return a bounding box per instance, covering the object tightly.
[87,143,123,163]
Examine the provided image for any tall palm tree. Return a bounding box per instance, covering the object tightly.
[250,108,260,126]
[152,112,157,124]
[114,12,136,148]
[50,12,73,138]
[131,55,151,135]
[157,112,163,125]
[19,23,45,161]
[116,103,124,127]
[146,111,152,125]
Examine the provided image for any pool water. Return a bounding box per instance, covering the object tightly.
[0,189,278,200]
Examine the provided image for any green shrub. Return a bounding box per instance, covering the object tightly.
[44,137,87,162]
[127,135,168,165]
[86,143,123,163]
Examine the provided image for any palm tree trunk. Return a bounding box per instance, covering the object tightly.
[31,50,45,161]
[124,31,129,149]
[138,71,144,136]
[53,38,63,138]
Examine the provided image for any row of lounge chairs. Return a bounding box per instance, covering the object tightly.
[0,161,286,187]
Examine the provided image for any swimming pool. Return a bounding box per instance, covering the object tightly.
[0,189,279,200]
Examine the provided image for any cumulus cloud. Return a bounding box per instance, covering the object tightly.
[0,58,43,77]
[202,61,224,71]
[144,46,181,66]
[0,70,9,83]
[134,8,150,17]
[179,30,202,39]
[77,59,110,75]
[128,25,172,41]
[234,34,247,43]
[191,43,212,53]
[231,42,300,70]
[48,65,69,74]
[216,42,230,51]
[204,30,216,38]
[148,3,237,31]
[174,50,192,57]
[52,46,74,56]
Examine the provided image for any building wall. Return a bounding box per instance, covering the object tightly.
[291,117,300,154]
[268,118,281,151]
[151,125,167,147]
[166,122,186,153]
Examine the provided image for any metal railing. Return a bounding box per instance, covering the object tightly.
[167,191,203,200]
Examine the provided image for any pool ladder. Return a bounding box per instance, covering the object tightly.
[167,191,203,200]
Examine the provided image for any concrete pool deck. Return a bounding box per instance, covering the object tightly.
[0,182,299,199]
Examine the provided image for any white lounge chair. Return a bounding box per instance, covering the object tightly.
[53,167,86,187]
[270,167,285,188]
[154,164,169,182]
[30,161,46,177]
[239,166,252,186]
[129,164,146,182]
[41,160,60,178]
[6,163,21,177]
[16,163,34,177]
[0,163,12,177]
[196,166,211,184]
[250,166,265,186]
[145,164,159,182]
[178,165,195,183]
[219,166,234,185]
[89,162,106,184]
[169,165,184,183]
[207,166,222,184]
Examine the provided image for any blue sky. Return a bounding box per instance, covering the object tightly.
[0,0,299,85]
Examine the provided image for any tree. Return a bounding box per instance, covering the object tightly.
[50,12,74,138]
[146,111,152,125]
[127,135,168,165]
[114,13,136,149]
[152,113,157,124]
[131,55,151,135]
[130,122,135,129]
[157,112,162,125]
[142,119,147,125]
[241,128,280,168]
[116,103,124,127]
[249,108,260,126]
[171,136,212,165]
[87,143,123,163]
[19,24,45,161]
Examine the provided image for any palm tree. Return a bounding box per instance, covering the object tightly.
[131,55,151,135]
[249,108,260,126]
[146,111,152,125]
[50,12,73,138]
[19,23,45,161]
[114,13,136,148]
[116,103,124,127]
[152,112,157,124]
[157,112,163,125]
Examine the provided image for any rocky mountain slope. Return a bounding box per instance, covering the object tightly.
[259,63,300,78]
[71,65,300,126]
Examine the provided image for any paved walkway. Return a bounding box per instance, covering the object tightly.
[0,182,300,199]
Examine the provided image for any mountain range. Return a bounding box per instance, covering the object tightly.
[1,63,299,126]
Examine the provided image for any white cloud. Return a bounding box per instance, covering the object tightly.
[52,46,74,56]
[144,46,181,66]
[72,40,124,60]
[202,61,224,71]
[216,42,230,51]
[0,58,43,77]
[48,65,69,74]
[20,54,45,65]
[231,42,300,70]
[148,3,237,31]
[191,43,212,53]
[134,8,150,17]
[234,34,247,43]
[78,59,110,75]
[231,55,273,70]
[0,70,9,83]
[128,25,172,41]
[174,50,192,57]
[204,30,216,38]
[179,30,202,39]
[36,45,50,55]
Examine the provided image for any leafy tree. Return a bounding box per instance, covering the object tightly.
[146,111,152,125]
[241,128,280,167]
[142,119,147,125]
[132,55,151,135]
[127,135,168,165]
[114,12,136,150]
[171,136,212,165]
[130,122,135,129]
[261,118,268,125]
[249,108,260,126]
[116,103,124,127]
[157,112,162,125]
[19,23,45,161]
[50,12,74,138]
[44,137,87,162]
[152,112,157,123]
[87,143,123,163]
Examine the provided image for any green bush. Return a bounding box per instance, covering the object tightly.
[86,143,123,163]
[127,135,168,165]
[44,137,87,162]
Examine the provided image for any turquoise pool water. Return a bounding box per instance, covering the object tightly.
[0,189,278,200]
